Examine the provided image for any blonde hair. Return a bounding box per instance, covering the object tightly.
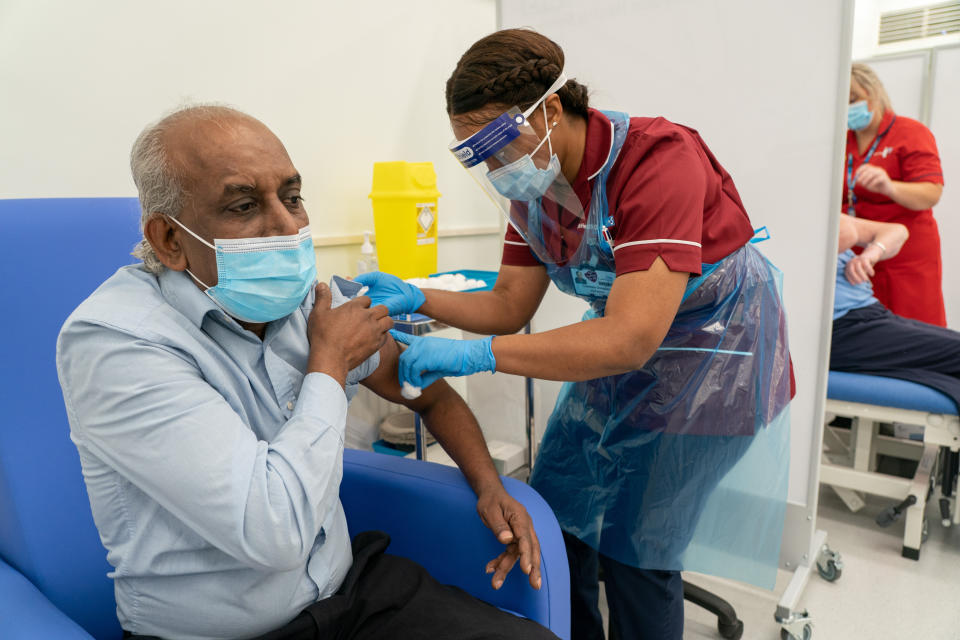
[851,63,892,115]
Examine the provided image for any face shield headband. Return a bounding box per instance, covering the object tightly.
[448,72,589,264]
[449,72,569,170]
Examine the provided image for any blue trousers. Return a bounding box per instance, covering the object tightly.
[564,532,683,640]
[832,302,960,410]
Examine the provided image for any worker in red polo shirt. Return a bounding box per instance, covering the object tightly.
[358,29,793,640]
[845,63,945,326]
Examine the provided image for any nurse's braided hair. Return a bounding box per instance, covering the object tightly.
[445,28,589,120]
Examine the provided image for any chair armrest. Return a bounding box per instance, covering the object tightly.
[341,449,569,639]
[0,556,95,639]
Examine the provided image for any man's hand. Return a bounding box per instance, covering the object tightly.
[854,164,894,198]
[359,334,541,591]
[306,283,393,386]
[353,271,425,316]
[844,243,883,285]
[476,486,542,591]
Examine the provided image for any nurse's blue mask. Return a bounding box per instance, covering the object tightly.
[487,104,561,201]
[167,215,317,323]
[847,100,873,131]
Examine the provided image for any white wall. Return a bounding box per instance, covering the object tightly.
[0,0,503,277]
[928,47,960,328]
[853,0,960,58]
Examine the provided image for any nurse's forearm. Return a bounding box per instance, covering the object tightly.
[419,268,550,335]
[491,317,659,381]
[888,180,942,210]
[420,289,531,335]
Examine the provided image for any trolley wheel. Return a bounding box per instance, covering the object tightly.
[718,617,743,640]
[815,544,843,582]
[781,623,813,640]
[816,559,841,582]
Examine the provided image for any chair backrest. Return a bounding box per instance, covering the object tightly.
[0,198,144,639]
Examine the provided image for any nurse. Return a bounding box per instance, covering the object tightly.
[358,28,793,640]
[845,63,945,326]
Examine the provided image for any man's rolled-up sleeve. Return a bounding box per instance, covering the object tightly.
[58,320,348,572]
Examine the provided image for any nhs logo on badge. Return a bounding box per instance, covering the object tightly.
[453,146,474,163]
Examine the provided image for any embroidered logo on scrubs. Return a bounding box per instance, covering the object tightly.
[571,267,614,297]
[880,146,893,158]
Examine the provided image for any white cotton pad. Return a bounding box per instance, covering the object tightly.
[404,273,486,292]
[401,381,422,400]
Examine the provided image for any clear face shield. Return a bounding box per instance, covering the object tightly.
[449,73,586,264]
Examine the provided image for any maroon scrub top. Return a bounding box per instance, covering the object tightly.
[502,108,755,276]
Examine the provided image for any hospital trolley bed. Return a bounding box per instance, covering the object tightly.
[821,371,960,559]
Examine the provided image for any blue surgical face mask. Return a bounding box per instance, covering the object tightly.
[487,102,561,201]
[488,153,562,201]
[168,216,317,323]
[847,100,873,131]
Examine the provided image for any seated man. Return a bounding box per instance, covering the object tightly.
[831,213,960,410]
[56,105,556,640]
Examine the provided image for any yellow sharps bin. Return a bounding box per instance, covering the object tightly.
[369,162,441,280]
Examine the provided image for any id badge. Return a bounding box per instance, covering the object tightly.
[571,268,615,297]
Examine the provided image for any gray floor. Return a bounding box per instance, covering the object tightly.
[599,486,960,639]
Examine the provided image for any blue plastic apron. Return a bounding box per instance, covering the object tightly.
[526,111,792,588]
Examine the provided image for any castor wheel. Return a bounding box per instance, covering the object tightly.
[815,544,843,583]
[816,558,841,582]
[781,623,812,640]
[718,617,744,639]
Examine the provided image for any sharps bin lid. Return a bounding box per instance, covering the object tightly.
[369,161,441,200]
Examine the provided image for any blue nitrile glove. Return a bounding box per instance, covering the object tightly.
[353,271,425,316]
[390,330,497,390]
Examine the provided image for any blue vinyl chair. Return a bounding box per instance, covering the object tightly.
[0,198,569,639]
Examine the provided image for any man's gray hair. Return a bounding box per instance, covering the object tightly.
[130,103,248,273]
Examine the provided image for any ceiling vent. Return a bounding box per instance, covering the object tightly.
[879,1,960,44]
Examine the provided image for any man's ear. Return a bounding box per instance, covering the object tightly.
[144,214,188,271]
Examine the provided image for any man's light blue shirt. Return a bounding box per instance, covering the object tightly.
[834,249,880,320]
[56,265,379,640]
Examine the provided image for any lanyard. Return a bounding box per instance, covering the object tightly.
[846,116,896,216]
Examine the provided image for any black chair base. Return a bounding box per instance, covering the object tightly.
[683,580,744,640]
[600,567,744,640]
